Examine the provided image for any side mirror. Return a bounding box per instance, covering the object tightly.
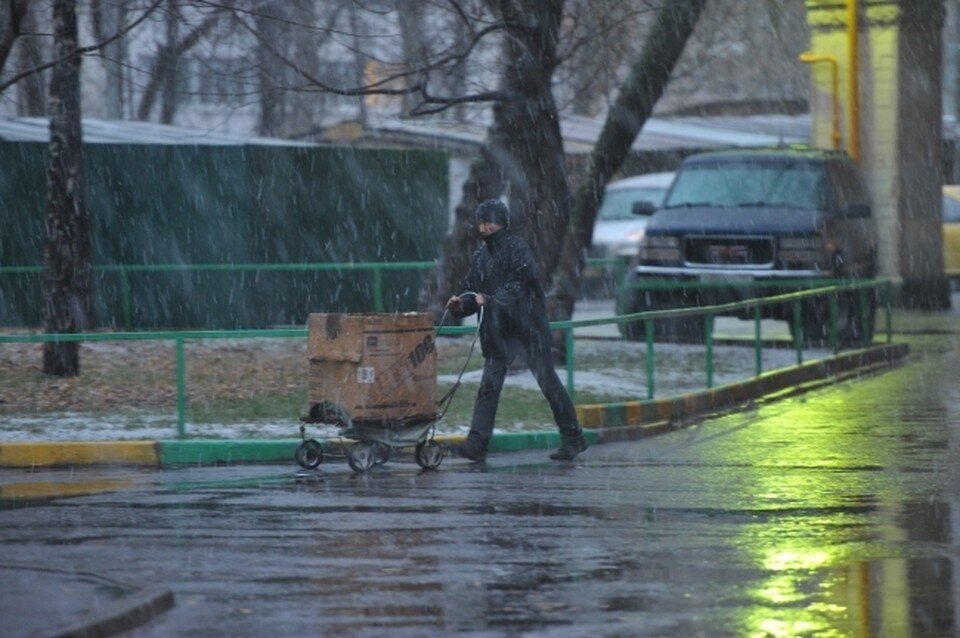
[632,200,657,216]
[842,203,871,218]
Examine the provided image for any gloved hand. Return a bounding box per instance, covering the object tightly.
[451,292,481,316]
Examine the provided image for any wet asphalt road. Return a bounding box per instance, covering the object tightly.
[3,335,960,637]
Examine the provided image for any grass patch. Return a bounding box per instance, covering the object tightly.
[188,391,307,424]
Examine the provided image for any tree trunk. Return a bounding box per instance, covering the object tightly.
[6,0,46,115]
[136,8,218,122]
[897,0,950,309]
[159,0,179,124]
[256,1,287,136]
[421,0,570,314]
[0,0,28,74]
[397,0,428,116]
[546,0,708,322]
[91,0,125,119]
[43,0,91,377]
[17,4,49,117]
[498,0,569,290]
[417,0,568,318]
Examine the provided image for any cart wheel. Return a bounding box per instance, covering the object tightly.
[346,442,376,473]
[295,439,324,469]
[372,443,392,466]
[415,440,444,470]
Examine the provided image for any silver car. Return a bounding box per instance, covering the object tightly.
[591,171,676,260]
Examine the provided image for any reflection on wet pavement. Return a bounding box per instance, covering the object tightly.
[2,336,960,637]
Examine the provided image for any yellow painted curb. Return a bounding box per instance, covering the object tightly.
[0,441,159,468]
[575,343,909,432]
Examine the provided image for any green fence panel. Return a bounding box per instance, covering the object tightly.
[0,143,448,329]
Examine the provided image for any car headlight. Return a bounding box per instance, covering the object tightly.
[615,229,647,258]
[639,235,681,264]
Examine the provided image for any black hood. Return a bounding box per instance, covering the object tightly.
[475,199,510,228]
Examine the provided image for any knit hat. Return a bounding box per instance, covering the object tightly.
[474,199,510,228]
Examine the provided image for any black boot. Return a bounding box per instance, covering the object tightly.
[550,433,588,461]
[451,437,487,463]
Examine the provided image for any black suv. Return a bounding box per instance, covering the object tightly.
[620,145,878,344]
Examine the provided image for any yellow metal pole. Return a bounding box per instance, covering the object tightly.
[800,52,842,151]
[847,0,860,162]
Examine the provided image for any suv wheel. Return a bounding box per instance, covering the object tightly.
[787,291,877,348]
[837,289,877,346]
[786,299,829,348]
[621,286,704,344]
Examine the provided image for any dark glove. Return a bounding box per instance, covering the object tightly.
[458,292,480,316]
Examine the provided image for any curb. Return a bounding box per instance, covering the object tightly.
[0,562,174,638]
[0,343,909,469]
[52,587,175,638]
[576,342,909,434]
[0,440,159,469]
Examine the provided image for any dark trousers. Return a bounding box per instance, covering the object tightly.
[468,336,581,447]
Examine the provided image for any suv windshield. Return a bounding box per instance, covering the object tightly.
[664,161,827,211]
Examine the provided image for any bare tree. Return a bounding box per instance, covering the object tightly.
[0,0,162,94]
[136,2,222,122]
[43,0,90,376]
[90,0,126,118]
[547,0,708,323]
[898,0,950,309]
[0,0,29,72]
[397,0,428,116]
[255,0,287,135]
[559,0,641,117]
[416,0,570,319]
[11,0,47,115]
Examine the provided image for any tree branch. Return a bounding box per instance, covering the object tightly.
[0,0,163,95]
[136,11,222,120]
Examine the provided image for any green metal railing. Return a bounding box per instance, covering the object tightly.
[605,277,891,400]
[0,278,892,436]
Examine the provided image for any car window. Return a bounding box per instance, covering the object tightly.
[664,161,827,211]
[597,187,668,221]
[943,195,960,223]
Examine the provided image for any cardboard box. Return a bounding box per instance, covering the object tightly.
[307,313,437,422]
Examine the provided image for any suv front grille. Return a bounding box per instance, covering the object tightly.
[684,235,775,267]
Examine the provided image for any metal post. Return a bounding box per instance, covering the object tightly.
[754,305,762,376]
[885,280,892,343]
[830,293,839,353]
[120,267,132,330]
[793,300,804,365]
[645,319,655,400]
[859,287,869,345]
[372,266,384,312]
[176,337,186,437]
[705,313,714,389]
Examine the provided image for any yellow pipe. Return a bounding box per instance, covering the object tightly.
[847,0,860,162]
[800,52,842,151]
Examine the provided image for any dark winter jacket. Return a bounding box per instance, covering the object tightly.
[457,228,552,358]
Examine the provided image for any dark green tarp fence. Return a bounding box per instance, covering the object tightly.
[0,142,448,328]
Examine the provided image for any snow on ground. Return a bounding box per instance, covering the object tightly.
[0,339,828,442]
